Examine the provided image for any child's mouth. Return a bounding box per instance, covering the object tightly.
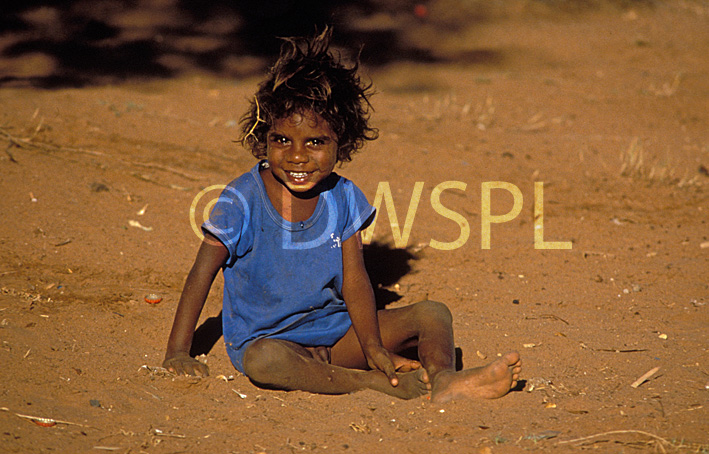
[287,171,310,182]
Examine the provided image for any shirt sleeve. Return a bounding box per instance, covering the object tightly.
[202,184,253,265]
[341,179,376,242]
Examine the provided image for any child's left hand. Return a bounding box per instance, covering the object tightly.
[364,345,422,387]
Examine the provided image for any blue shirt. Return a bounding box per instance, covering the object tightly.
[203,161,375,372]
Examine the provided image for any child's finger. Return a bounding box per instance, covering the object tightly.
[365,347,399,386]
[378,357,399,387]
[168,358,209,377]
[387,370,399,387]
[164,359,184,375]
[191,362,210,377]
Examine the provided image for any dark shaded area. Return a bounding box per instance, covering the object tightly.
[190,240,418,356]
[362,241,418,310]
[190,312,224,357]
[0,0,499,88]
[398,346,463,370]
[455,346,464,371]
[512,379,527,392]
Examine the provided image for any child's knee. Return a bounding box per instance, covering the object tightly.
[414,300,453,325]
[242,338,288,382]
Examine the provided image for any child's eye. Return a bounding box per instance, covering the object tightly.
[308,138,330,147]
[270,135,289,145]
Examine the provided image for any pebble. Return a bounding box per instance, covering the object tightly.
[144,293,162,304]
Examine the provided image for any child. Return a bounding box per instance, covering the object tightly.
[163,29,521,402]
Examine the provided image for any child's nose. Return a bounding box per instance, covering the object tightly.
[287,143,308,163]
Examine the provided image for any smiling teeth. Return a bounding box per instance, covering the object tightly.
[289,172,308,178]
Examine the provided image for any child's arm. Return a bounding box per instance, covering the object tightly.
[163,233,228,376]
[342,231,416,387]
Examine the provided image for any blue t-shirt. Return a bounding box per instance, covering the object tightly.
[203,161,375,373]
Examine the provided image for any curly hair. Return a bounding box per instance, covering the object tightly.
[239,28,378,163]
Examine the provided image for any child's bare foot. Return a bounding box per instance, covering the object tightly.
[430,352,521,403]
[379,368,431,400]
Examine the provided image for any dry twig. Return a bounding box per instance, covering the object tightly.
[630,366,661,388]
[0,126,103,156]
[130,161,198,181]
[559,429,672,451]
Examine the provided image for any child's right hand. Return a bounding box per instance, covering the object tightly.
[163,352,210,377]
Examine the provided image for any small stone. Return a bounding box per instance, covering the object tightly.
[90,182,109,193]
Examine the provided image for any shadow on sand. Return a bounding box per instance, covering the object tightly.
[1,0,502,87]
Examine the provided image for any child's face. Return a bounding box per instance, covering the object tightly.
[265,111,338,194]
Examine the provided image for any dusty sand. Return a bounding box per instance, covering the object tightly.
[1,1,708,452]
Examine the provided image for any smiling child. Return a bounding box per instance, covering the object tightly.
[163,28,521,402]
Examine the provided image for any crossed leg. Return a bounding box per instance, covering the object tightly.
[242,336,429,400]
[330,300,521,402]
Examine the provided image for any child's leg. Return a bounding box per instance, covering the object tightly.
[331,300,522,403]
[241,337,429,400]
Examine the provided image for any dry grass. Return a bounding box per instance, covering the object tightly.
[558,429,709,453]
[619,137,701,188]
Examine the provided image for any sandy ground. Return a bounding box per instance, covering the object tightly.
[1,1,708,453]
